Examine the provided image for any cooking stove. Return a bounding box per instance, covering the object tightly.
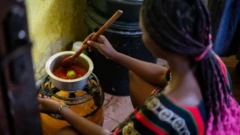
[38,73,104,119]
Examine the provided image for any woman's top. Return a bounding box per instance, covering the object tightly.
[112,55,231,135]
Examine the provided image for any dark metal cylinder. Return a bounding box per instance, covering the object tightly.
[85,0,156,96]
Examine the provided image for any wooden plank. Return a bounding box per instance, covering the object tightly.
[0,0,12,134]
[0,1,42,134]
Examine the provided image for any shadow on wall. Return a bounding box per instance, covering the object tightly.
[26,0,88,81]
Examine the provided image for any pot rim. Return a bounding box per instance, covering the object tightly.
[45,51,94,83]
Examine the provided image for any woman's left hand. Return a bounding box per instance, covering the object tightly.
[38,94,64,114]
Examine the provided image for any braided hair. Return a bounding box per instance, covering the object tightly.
[141,0,240,134]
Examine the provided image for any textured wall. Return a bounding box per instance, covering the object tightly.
[204,0,208,6]
[26,0,87,80]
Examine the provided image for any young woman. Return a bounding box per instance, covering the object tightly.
[38,0,240,134]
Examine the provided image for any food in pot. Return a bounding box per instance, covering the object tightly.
[67,70,76,79]
[53,66,87,79]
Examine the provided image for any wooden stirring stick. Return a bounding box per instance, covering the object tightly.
[61,10,123,68]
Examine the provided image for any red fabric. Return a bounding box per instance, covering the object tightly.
[214,55,228,85]
[164,94,205,135]
[113,128,120,135]
[184,106,205,135]
[134,110,168,135]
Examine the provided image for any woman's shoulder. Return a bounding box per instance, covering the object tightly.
[113,93,207,135]
[143,94,206,134]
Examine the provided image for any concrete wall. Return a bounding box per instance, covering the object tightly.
[26,0,88,80]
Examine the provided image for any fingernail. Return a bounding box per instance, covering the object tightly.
[87,41,91,44]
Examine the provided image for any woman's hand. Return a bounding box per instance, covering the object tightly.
[38,94,64,114]
[85,33,118,60]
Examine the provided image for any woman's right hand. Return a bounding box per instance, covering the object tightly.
[85,33,119,60]
[37,94,64,114]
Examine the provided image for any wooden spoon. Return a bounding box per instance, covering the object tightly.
[61,10,123,68]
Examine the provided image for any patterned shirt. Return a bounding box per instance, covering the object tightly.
[112,55,231,135]
[112,87,206,135]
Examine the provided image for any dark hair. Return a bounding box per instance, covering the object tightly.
[141,0,240,134]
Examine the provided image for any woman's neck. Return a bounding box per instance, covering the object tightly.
[164,56,202,106]
[170,57,192,83]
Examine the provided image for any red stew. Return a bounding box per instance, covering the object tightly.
[53,66,87,79]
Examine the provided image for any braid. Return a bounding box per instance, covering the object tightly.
[142,0,240,134]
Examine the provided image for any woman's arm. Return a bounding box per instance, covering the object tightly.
[86,34,168,86]
[112,52,168,86]
[60,107,109,135]
[38,96,110,135]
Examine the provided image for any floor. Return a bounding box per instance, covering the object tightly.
[102,56,240,131]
